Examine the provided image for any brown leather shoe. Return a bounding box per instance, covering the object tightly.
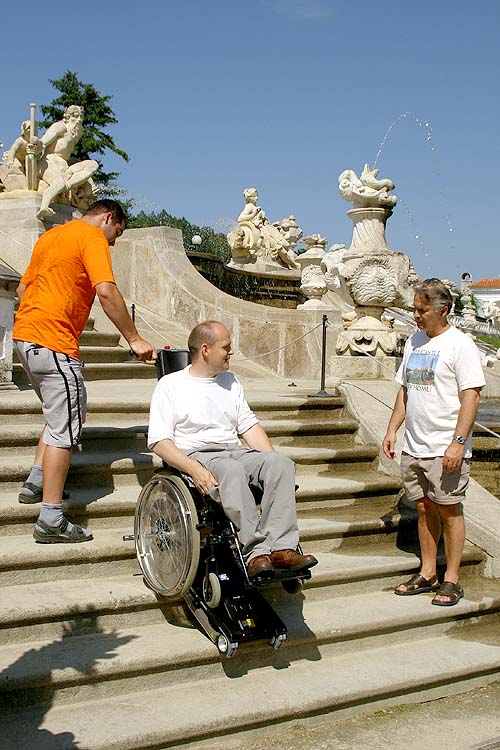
[247,554,273,579]
[271,549,318,572]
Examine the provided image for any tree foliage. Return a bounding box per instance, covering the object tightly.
[39,70,129,188]
[453,289,478,316]
[128,209,231,261]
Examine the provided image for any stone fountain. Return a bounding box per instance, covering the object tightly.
[331,164,418,356]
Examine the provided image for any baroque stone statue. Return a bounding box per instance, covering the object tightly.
[0,104,99,218]
[227,187,300,272]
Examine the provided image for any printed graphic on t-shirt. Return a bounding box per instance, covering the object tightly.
[406,351,439,391]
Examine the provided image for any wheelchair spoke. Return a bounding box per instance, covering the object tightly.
[135,473,200,599]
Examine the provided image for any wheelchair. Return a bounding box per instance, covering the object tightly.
[132,348,312,658]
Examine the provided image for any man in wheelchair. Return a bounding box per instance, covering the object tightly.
[147,320,318,581]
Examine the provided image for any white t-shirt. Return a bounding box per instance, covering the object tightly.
[396,326,485,458]
[147,366,259,452]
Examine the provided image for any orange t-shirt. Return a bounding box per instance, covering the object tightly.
[13,220,116,358]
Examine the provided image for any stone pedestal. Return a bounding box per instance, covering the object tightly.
[347,207,393,254]
[329,354,401,381]
[0,194,79,274]
[0,263,21,388]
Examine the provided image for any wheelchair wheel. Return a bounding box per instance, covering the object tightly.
[217,634,238,658]
[203,572,222,609]
[270,633,287,650]
[135,472,200,600]
[282,578,304,595]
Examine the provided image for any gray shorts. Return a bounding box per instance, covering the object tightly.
[401,452,470,506]
[14,340,87,448]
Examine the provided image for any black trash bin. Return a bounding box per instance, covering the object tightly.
[155,348,191,379]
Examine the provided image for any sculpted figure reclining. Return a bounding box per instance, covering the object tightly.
[1,105,99,217]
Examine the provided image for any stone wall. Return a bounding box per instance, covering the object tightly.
[0,195,78,274]
[111,226,339,379]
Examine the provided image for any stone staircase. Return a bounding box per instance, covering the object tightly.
[12,317,154,383]
[2,318,500,750]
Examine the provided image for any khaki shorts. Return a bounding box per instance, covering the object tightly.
[401,452,470,506]
[14,341,86,448]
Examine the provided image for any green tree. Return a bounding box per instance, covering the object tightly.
[39,70,129,189]
[454,289,478,317]
[128,209,231,262]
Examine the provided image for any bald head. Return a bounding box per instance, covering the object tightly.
[188,321,229,359]
[187,321,233,377]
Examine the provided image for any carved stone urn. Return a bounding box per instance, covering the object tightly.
[296,234,334,310]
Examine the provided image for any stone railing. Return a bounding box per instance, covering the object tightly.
[450,316,500,337]
[186,251,304,309]
[110,226,340,379]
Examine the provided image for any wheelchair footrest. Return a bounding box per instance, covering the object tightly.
[252,567,312,587]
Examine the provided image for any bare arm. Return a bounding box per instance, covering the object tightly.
[94,281,156,361]
[442,387,482,473]
[240,423,274,452]
[382,385,407,459]
[16,282,26,302]
[40,121,66,149]
[151,438,218,495]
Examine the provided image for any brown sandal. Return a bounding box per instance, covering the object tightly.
[394,574,440,596]
[431,581,464,607]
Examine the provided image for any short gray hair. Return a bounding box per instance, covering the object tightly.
[188,320,228,358]
[414,278,453,314]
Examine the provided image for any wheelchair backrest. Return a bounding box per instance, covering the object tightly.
[155,348,191,380]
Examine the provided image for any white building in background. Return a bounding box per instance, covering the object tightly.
[471,278,500,319]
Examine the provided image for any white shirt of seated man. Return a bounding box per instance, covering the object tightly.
[148,321,274,496]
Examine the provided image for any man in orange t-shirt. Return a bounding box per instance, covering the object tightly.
[13,199,157,544]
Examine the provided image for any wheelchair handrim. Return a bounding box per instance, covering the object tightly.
[134,473,200,599]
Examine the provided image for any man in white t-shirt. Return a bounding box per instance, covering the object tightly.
[383,279,485,606]
[148,320,317,580]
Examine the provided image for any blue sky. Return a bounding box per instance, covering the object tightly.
[2,0,498,285]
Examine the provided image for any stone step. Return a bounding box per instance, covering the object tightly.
[13,361,157,384]
[0,520,482,590]
[283,445,378,472]
[294,473,402,509]
[261,417,358,446]
[0,507,415,586]
[0,398,152,425]
[0,395,345,425]
[469,438,500,458]
[79,345,134,363]
[0,528,137,585]
[0,472,403,535]
[0,485,143,533]
[79,330,120,347]
[3,615,500,749]
[0,482,401,536]
[252,395,346,421]
[0,423,149,452]
[0,450,159,492]
[1,583,500,712]
[0,443,383,492]
[302,543,483,597]
[0,418,359,452]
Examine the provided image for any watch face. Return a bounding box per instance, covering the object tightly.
[454,435,465,444]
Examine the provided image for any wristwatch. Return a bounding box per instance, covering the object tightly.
[453,435,466,445]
